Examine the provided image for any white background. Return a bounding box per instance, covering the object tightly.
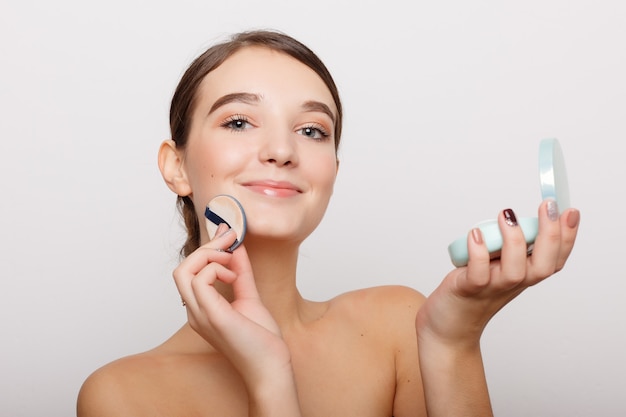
[1,0,625,415]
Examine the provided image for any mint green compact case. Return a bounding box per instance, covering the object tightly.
[447,138,570,267]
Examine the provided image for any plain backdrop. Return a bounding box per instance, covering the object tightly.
[1,0,625,415]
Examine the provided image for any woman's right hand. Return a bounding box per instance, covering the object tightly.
[172,224,293,394]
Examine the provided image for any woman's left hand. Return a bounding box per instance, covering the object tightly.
[416,199,580,346]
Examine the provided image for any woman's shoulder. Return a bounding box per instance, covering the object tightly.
[78,346,242,416]
[77,349,182,415]
[325,285,427,333]
[331,285,426,312]
[77,352,152,416]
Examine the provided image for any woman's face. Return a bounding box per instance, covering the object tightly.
[182,46,339,244]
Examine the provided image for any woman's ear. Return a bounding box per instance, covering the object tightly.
[158,140,192,196]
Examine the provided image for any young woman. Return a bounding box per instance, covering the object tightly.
[77,30,580,417]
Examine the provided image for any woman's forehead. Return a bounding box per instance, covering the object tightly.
[195,47,337,115]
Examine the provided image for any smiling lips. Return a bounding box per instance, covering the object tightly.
[243,180,302,197]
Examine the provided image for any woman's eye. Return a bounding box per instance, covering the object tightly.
[221,115,251,131]
[298,124,329,141]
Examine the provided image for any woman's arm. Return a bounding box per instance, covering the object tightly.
[173,225,302,417]
[415,200,580,416]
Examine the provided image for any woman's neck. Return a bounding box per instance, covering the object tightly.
[216,238,309,329]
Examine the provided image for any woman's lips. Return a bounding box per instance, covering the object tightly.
[243,180,302,197]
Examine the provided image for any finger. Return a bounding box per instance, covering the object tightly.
[190,262,237,315]
[210,223,239,248]
[460,228,492,295]
[175,258,228,313]
[555,208,580,270]
[497,208,528,288]
[527,199,562,282]
[228,244,261,301]
[173,228,237,308]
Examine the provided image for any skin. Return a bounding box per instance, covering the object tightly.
[77,46,580,417]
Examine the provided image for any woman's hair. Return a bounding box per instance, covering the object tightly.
[169,29,343,257]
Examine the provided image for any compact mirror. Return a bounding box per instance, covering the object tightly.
[447,138,570,267]
[205,194,247,252]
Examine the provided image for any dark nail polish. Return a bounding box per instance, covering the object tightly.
[503,208,518,227]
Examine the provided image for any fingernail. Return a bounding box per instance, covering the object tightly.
[567,209,580,228]
[471,228,483,244]
[546,199,559,221]
[216,223,232,237]
[503,208,518,227]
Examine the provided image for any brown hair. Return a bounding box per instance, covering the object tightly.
[169,30,343,257]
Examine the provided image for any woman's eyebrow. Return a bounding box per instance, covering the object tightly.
[208,94,335,123]
[208,92,261,115]
[301,100,336,123]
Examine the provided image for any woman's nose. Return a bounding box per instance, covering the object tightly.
[259,129,298,167]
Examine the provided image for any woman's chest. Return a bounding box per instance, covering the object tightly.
[288,324,398,416]
[156,339,397,417]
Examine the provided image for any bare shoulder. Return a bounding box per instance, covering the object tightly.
[77,343,246,417]
[330,285,426,318]
[77,357,144,417]
[324,285,427,342]
[77,353,155,417]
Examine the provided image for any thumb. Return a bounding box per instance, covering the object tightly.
[228,244,260,301]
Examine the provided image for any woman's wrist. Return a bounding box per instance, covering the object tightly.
[246,367,302,417]
[416,310,484,353]
[417,331,493,417]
